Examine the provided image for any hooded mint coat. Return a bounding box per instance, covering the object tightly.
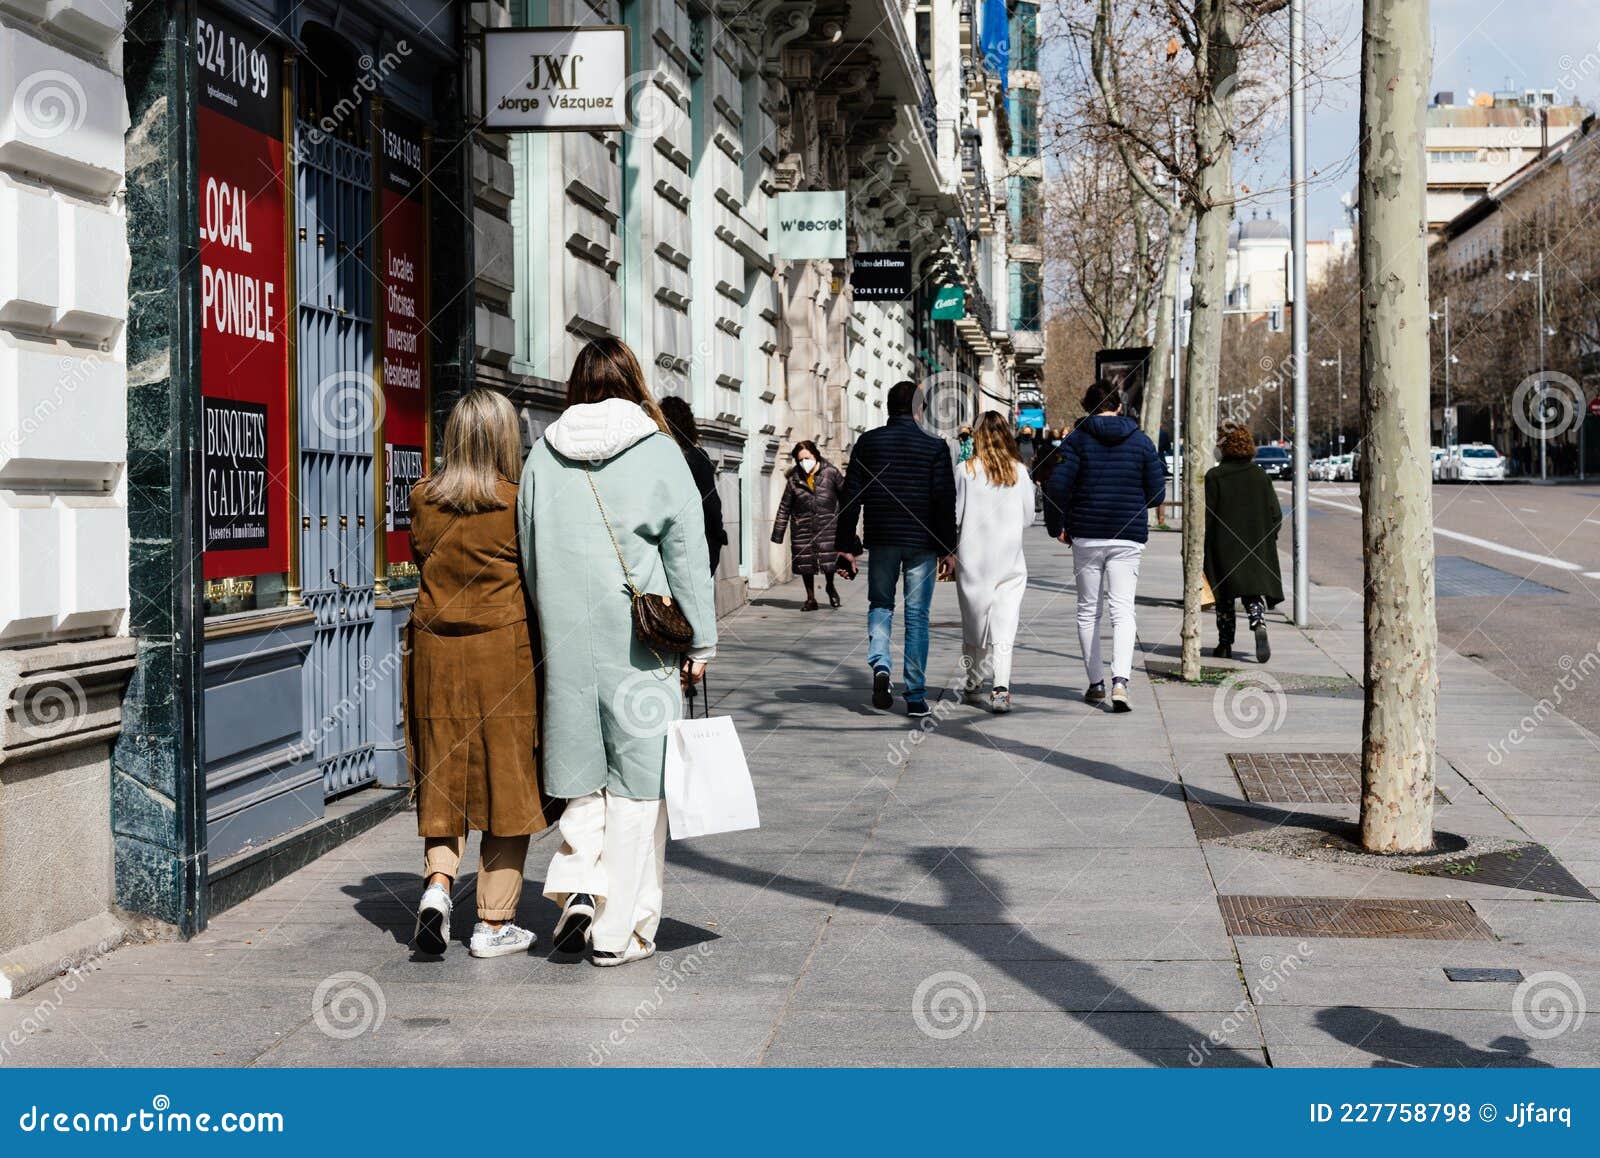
[518,398,718,800]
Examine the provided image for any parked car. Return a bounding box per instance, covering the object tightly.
[1431,446,1446,480]
[1253,444,1292,479]
[1444,443,1507,482]
[1332,453,1354,481]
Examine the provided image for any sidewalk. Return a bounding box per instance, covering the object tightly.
[3,531,1597,1067]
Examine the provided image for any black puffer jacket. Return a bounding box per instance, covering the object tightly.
[835,415,957,556]
[1044,415,1166,542]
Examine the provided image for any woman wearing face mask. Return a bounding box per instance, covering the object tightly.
[955,425,975,464]
[771,440,845,610]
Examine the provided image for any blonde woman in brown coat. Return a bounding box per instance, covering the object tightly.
[407,388,547,957]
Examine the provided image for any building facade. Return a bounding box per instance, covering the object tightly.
[1003,0,1041,391]
[1424,89,1585,235]
[0,0,1033,993]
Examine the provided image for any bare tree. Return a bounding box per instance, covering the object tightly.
[1358,0,1437,853]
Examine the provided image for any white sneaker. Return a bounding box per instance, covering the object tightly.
[590,936,656,968]
[468,922,536,958]
[415,883,452,955]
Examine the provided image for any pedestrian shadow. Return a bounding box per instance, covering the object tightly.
[1312,1007,1552,1067]
[671,843,1265,1066]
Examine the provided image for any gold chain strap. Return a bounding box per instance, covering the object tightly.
[584,464,671,673]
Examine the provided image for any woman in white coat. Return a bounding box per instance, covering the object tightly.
[955,411,1037,712]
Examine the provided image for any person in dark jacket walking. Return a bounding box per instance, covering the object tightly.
[1045,379,1166,712]
[836,380,958,717]
[659,396,727,576]
[771,440,845,610]
[1204,422,1284,663]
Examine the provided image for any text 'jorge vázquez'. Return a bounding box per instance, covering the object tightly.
[496,53,615,114]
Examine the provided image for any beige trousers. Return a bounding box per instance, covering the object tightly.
[424,833,531,921]
[543,791,667,953]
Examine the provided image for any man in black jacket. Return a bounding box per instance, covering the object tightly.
[835,380,957,717]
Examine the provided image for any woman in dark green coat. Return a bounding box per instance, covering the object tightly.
[1204,423,1284,662]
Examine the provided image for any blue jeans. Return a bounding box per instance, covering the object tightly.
[866,546,938,702]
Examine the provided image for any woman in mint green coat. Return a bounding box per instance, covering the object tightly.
[518,337,717,967]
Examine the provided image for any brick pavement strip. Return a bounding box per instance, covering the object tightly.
[2,531,1598,1067]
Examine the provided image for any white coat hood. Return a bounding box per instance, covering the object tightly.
[543,397,660,462]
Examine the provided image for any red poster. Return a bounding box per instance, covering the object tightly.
[382,110,430,565]
[195,9,289,580]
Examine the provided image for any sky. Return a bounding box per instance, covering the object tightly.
[1256,0,1600,238]
[1044,0,1600,241]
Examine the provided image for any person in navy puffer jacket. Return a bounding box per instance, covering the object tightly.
[1044,379,1166,713]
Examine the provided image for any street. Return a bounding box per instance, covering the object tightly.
[1284,481,1600,737]
[4,529,1597,1067]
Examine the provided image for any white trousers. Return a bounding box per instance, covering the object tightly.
[543,791,667,953]
[962,641,1014,690]
[1072,539,1144,684]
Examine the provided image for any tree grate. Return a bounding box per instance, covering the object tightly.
[1219,895,1494,940]
[1409,845,1594,900]
[1228,752,1447,805]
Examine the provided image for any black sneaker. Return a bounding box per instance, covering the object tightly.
[552,893,596,955]
[905,699,932,718]
[1254,625,1271,665]
[1213,644,1233,659]
[871,667,893,710]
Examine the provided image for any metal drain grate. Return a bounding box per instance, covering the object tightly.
[1219,895,1494,940]
[1228,752,1447,805]
[1444,967,1523,983]
[1435,555,1562,597]
[1411,846,1594,900]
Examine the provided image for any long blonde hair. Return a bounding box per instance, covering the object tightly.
[419,388,522,513]
[964,410,1023,486]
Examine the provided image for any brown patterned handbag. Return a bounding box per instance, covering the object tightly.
[584,465,695,663]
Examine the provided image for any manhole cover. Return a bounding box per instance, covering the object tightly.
[1436,555,1561,597]
[1411,846,1594,900]
[1219,895,1493,940]
[1228,752,1447,805]
[1444,967,1523,983]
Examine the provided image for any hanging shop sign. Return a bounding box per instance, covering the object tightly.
[381,108,430,568]
[851,251,913,301]
[773,191,847,260]
[195,6,289,579]
[482,26,631,132]
[930,284,966,320]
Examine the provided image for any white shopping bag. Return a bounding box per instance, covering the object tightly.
[663,715,760,840]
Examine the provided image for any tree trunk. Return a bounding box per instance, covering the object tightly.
[1180,5,1241,682]
[1141,202,1192,445]
[1358,0,1438,852]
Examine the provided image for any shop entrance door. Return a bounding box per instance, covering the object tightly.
[294,86,378,799]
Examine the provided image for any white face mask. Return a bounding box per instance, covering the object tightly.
[800,459,817,474]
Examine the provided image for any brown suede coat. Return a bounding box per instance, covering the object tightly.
[406,481,547,837]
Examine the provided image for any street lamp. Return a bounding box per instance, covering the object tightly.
[1506,253,1548,480]
[1429,296,1455,456]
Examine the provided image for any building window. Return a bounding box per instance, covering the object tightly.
[1010,2,1040,72]
[1009,260,1042,331]
[1008,174,1041,246]
[1007,88,1038,157]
